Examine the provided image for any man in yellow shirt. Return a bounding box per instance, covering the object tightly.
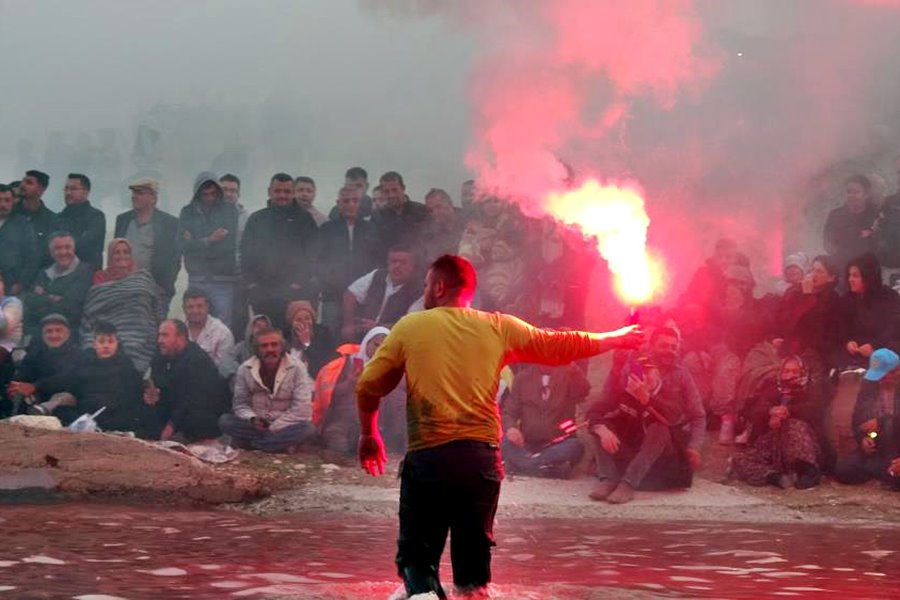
[357,254,642,600]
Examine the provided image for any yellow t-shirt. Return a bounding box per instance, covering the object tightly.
[356,307,605,451]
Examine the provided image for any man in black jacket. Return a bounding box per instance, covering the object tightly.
[0,184,40,294]
[58,173,106,271]
[240,173,319,330]
[371,171,428,254]
[6,314,79,416]
[315,185,381,336]
[145,319,228,442]
[178,172,239,326]
[114,178,181,318]
[14,170,59,268]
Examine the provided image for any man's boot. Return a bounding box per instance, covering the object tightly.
[401,565,446,600]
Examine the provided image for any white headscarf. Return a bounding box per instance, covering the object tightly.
[357,326,391,363]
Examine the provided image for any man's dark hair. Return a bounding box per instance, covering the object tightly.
[650,326,680,345]
[8,181,20,190]
[220,173,241,188]
[25,170,49,189]
[388,243,415,257]
[252,326,285,353]
[67,173,91,191]
[0,184,10,194]
[165,318,189,340]
[182,288,210,304]
[270,172,294,185]
[425,188,452,205]
[48,231,75,248]
[93,320,118,337]
[345,166,368,181]
[294,176,315,187]
[812,254,839,279]
[429,255,477,299]
[379,171,405,188]
[373,184,383,194]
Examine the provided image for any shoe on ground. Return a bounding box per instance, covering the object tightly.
[589,479,618,501]
[606,481,636,504]
[765,471,792,489]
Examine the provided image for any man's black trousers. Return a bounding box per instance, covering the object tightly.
[396,440,503,598]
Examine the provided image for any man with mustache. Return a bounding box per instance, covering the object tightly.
[219,327,315,453]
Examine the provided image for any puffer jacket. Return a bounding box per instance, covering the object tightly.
[232,353,312,430]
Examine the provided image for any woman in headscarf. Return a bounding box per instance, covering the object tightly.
[732,355,822,489]
[93,238,139,286]
[317,326,392,455]
[80,238,159,371]
[284,300,336,379]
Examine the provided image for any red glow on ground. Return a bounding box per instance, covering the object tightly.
[545,179,664,305]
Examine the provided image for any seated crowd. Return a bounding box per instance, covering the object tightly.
[0,167,899,503]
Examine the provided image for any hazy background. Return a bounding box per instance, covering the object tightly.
[0,0,475,213]
[3,0,900,300]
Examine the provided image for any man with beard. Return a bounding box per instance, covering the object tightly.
[356,254,642,600]
[240,173,318,330]
[0,183,39,294]
[145,319,228,442]
[219,327,315,453]
[14,170,59,267]
[586,327,706,505]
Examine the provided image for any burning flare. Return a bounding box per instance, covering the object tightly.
[545,179,663,305]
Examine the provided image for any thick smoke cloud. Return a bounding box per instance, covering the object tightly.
[372,0,900,293]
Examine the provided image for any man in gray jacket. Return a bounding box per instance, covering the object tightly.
[218,327,314,453]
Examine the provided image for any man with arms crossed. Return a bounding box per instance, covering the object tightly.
[356,254,642,600]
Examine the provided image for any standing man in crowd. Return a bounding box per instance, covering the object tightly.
[0,183,39,294]
[220,173,250,338]
[15,170,59,267]
[178,172,239,326]
[356,255,642,600]
[330,166,373,221]
[241,173,318,331]
[115,178,180,318]
[219,173,249,246]
[294,176,327,227]
[372,171,428,251]
[58,173,106,271]
[316,185,381,336]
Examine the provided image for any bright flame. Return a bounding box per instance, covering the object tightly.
[544,179,663,305]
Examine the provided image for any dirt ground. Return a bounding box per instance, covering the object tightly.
[228,434,900,527]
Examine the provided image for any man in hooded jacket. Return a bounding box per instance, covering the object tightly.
[178,172,239,326]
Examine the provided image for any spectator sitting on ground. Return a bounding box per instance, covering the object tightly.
[837,253,900,369]
[502,362,591,479]
[58,173,106,271]
[7,314,79,416]
[178,172,239,327]
[834,348,900,491]
[219,327,315,453]
[145,319,228,443]
[23,232,93,335]
[284,300,336,379]
[341,245,421,342]
[774,252,810,296]
[183,288,238,379]
[732,355,823,489]
[229,313,272,367]
[586,327,706,504]
[27,321,156,436]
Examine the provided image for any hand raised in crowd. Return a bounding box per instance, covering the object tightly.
[889,457,900,478]
[7,381,36,397]
[292,319,312,346]
[625,374,651,406]
[358,432,387,476]
[506,426,525,447]
[143,381,160,406]
[592,424,620,455]
[208,227,229,242]
[686,448,701,471]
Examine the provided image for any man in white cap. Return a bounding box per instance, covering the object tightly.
[114,178,181,318]
[835,348,900,490]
